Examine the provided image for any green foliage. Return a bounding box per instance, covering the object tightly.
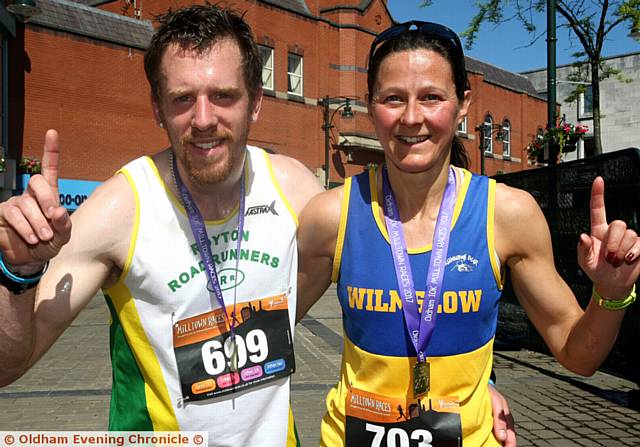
[525,122,588,163]
[421,0,639,155]
[439,1,639,55]
[617,0,640,31]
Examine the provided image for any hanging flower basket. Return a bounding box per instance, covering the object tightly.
[17,156,42,175]
[563,133,580,153]
[526,137,545,164]
[526,123,588,164]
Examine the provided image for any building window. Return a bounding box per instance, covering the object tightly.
[483,114,493,154]
[287,53,303,97]
[457,116,467,134]
[578,85,593,119]
[502,119,511,158]
[259,45,274,92]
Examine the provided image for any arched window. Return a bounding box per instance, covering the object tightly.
[483,114,493,154]
[502,119,511,158]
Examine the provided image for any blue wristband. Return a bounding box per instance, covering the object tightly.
[488,379,495,386]
[0,253,47,284]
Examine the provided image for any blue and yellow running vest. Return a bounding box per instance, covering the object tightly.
[321,166,504,446]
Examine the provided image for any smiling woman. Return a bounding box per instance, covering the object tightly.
[296,19,640,447]
[369,48,469,175]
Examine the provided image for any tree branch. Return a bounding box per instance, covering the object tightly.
[556,1,596,58]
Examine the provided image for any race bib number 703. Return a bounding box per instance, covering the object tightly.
[345,387,462,447]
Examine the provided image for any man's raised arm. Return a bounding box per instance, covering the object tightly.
[0,130,132,385]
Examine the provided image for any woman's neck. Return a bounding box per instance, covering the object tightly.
[382,160,453,224]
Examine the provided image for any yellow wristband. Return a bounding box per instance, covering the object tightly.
[592,284,636,311]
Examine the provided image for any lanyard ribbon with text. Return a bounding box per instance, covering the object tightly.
[382,166,457,397]
[172,153,246,341]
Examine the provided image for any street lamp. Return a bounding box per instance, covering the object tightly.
[474,123,504,176]
[318,95,355,189]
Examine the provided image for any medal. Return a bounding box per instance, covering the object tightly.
[228,336,239,372]
[383,167,456,401]
[413,361,430,397]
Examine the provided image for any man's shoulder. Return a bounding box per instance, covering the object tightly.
[70,172,136,235]
[263,152,324,216]
[54,171,136,283]
[264,151,309,173]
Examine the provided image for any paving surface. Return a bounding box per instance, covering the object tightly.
[1,287,639,446]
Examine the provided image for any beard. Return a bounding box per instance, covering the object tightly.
[174,127,246,187]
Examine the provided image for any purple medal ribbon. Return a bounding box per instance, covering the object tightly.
[172,153,246,335]
[382,166,457,363]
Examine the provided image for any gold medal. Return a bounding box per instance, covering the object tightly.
[413,361,430,397]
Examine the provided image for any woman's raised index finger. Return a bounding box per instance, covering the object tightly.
[590,176,607,236]
[41,129,60,198]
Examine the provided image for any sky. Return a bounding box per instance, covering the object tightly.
[386,0,640,73]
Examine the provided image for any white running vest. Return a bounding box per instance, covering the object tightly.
[103,146,299,446]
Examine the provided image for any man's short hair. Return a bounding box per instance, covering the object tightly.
[144,3,262,103]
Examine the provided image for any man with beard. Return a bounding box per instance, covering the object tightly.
[0,4,515,446]
[0,5,320,445]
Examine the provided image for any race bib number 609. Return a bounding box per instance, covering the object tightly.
[173,294,295,401]
[201,328,268,375]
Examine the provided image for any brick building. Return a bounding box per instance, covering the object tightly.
[3,0,548,203]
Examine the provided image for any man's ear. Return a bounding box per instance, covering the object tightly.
[250,87,264,123]
[151,93,164,128]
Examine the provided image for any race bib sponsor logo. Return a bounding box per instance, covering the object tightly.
[173,294,295,401]
[346,388,462,447]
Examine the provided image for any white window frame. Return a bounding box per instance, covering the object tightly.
[502,119,511,158]
[287,53,303,97]
[483,115,493,154]
[258,45,274,92]
[578,85,593,119]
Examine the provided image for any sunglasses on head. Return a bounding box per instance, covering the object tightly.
[368,20,464,67]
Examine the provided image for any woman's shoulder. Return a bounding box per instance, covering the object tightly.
[494,182,551,261]
[494,182,541,221]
